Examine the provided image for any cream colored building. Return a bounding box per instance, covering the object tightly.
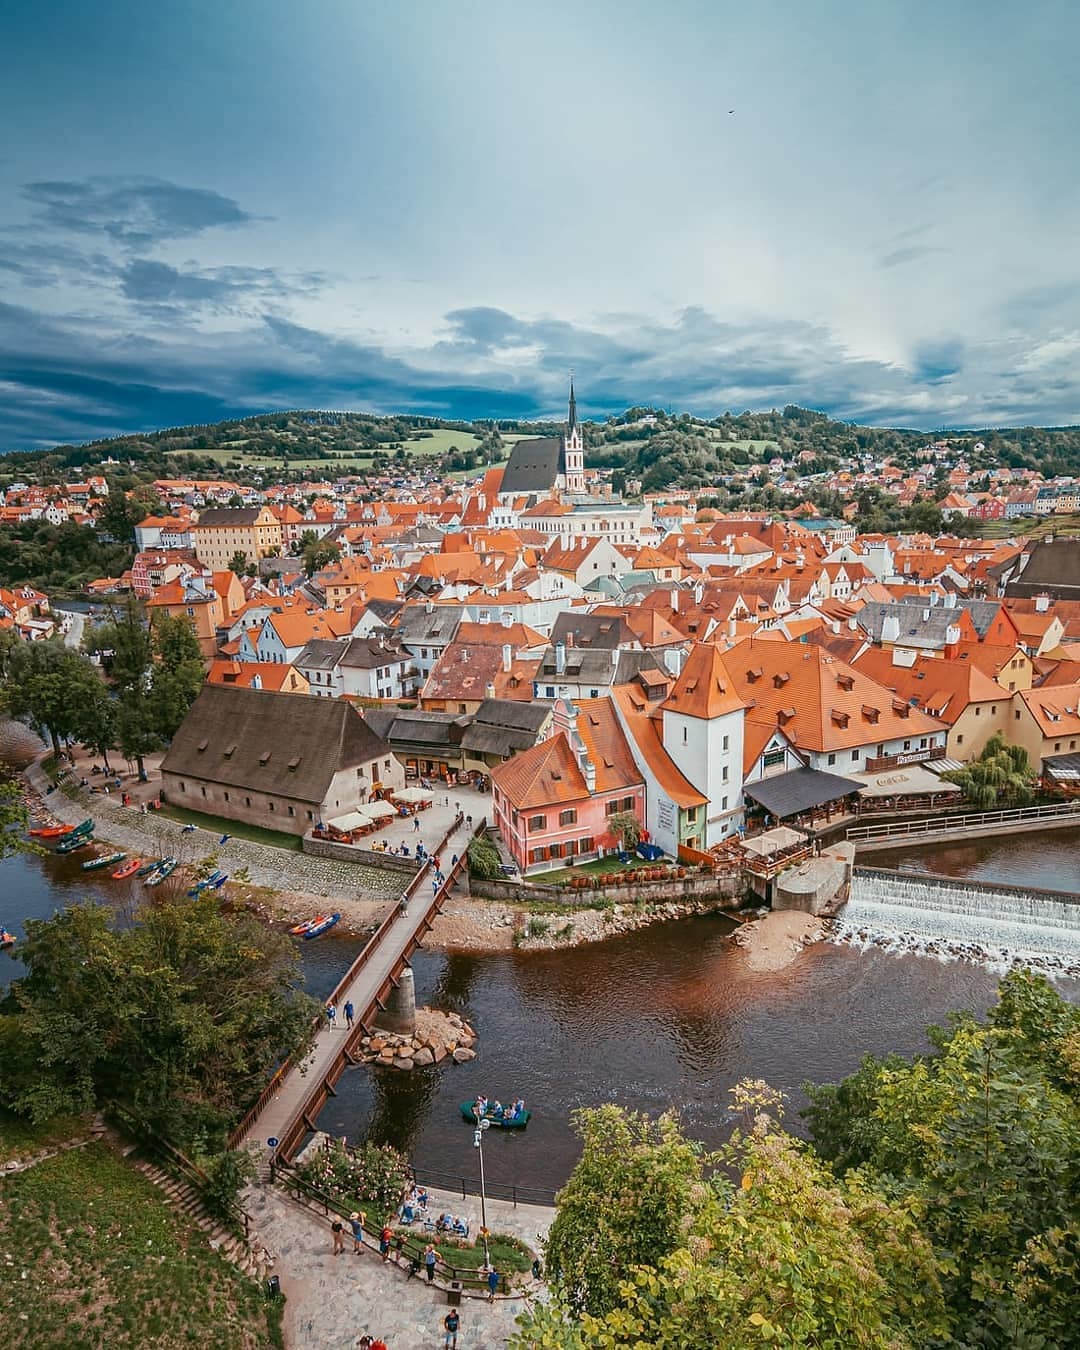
[191,506,283,570]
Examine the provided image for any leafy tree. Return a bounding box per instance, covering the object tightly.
[149,611,205,738]
[301,533,341,577]
[942,733,1036,810]
[91,597,159,775]
[228,549,248,577]
[467,835,503,879]
[517,1090,947,1348]
[2,640,110,759]
[0,773,31,863]
[606,810,641,852]
[0,896,318,1152]
[803,972,1080,1346]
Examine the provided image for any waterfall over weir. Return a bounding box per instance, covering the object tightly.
[830,867,1080,976]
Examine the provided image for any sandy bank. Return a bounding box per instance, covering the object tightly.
[733,909,826,971]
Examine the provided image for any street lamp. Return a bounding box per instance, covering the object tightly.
[473,1117,491,1269]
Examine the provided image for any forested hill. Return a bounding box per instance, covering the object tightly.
[4,404,1080,491]
[583,406,1080,493]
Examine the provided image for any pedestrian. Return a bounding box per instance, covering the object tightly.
[350,1210,365,1252]
[431,876,439,895]
[379,1224,393,1261]
[140,802,147,814]
[344,1000,354,1029]
[414,815,420,832]
[331,1216,345,1255]
[424,1242,438,1282]
[443,1308,460,1348]
[433,855,441,872]
[487,1266,500,1301]
[326,1001,337,1029]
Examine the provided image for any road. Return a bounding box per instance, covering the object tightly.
[53,606,85,649]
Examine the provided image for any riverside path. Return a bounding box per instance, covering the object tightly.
[232,827,474,1170]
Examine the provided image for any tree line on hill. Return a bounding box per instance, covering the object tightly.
[514,970,1079,1349]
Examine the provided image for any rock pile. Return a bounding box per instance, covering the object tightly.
[357,1007,477,1071]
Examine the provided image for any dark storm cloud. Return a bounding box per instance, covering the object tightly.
[118,259,326,313]
[19,177,258,247]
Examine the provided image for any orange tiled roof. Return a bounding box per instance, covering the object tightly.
[573,697,644,796]
[611,685,706,807]
[491,732,588,807]
[660,642,745,719]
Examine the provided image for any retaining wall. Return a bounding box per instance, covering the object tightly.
[301,834,421,875]
[470,869,742,908]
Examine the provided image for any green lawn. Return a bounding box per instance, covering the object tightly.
[0,1142,282,1349]
[157,804,302,852]
[0,1109,89,1163]
[393,1227,532,1278]
[403,429,482,457]
[975,511,1080,540]
[539,855,654,885]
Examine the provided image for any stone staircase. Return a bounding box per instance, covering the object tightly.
[131,1157,271,1283]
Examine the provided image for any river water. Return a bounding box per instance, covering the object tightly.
[4,827,1078,1192]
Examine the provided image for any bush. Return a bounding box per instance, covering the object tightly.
[198,1148,255,1226]
[295,1139,411,1223]
[467,835,503,879]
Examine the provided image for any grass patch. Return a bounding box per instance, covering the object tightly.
[0,1142,281,1348]
[540,856,653,885]
[975,511,1080,540]
[393,1226,532,1278]
[157,804,302,852]
[403,429,482,457]
[0,1109,89,1162]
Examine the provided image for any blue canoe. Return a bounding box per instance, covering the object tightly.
[304,912,341,939]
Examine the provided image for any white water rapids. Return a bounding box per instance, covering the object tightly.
[829,870,1080,976]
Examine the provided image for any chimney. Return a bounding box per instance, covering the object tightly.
[582,758,596,792]
[728,617,736,640]
[922,608,931,622]
[502,643,512,673]
[1035,594,1050,613]
[555,641,566,675]
[502,611,512,628]
[944,624,961,655]
[881,614,901,643]
[671,588,679,613]
[485,680,496,699]
[251,673,262,690]
[425,599,433,614]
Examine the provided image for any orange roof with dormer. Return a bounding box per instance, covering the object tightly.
[660,642,745,720]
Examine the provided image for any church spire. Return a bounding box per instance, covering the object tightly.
[567,375,577,434]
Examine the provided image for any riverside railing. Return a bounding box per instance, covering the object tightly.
[406,1161,557,1210]
[846,799,1080,842]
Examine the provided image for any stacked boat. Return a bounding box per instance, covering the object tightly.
[54,819,95,854]
[143,857,178,888]
[82,850,126,872]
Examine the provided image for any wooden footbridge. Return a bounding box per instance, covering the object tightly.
[231,818,479,1171]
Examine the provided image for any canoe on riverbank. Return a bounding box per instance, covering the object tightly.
[304,913,340,939]
[144,857,178,887]
[112,857,143,879]
[82,851,126,872]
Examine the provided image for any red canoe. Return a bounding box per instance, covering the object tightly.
[29,824,74,838]
[290,915,326,936]
[112,857,143,879]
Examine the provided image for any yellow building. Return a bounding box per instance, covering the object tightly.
[191,506,282,570]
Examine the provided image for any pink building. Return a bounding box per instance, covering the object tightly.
[492,699,644,874]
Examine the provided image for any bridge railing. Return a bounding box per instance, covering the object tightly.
[407,1161,557,1209]
[846,800,1080,842]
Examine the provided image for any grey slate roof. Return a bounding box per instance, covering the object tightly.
[499,436,565,494]
[744,767,863,818]
[535,646,668,687]
[856,601,967,650]
[160,685,391,804]
[194,508,264,527]
[397,604,465,647]
[550,612,636,650]
[1005,538,1080,600]
[460,698,555,756]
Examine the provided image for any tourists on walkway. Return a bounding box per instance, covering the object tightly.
[326,1001,337,1029]
[487,1266,501,1301]
[350,1210,365,1252]
[331,1217,345,1254]
[379,1225,393,1261]
[344,1000,354,1029]
[424,1242,439,1282]
[443,1308,460,1348]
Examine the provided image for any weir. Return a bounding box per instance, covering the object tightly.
[834,866,1080,969]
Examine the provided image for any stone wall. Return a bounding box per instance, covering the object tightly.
[471,868,742,908]
[302,832,421,875]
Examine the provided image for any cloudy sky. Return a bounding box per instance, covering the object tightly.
[1,0,1078,447]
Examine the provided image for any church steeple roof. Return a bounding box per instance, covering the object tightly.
[567,377,577,434]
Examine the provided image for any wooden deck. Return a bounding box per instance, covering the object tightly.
[232,819,477,1169]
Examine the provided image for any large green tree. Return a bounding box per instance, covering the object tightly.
[803,971,1080,1347]
[942,734,1037,811]
[149,611,205,738]
[90,597,159,775]
[0,895,317,1152]
[517,1090,947,1349]
[2,640,111,758]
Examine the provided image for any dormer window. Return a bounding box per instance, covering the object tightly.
[773,672,790,689]
[224,743,237,758]
[746,667,762,683]
[777,706,797,725]
[836,673,854,691]
[259,750,272,765]
[831,709,849,728]
[862,705,880,724]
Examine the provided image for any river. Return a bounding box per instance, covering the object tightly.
[3,828,1077,1193]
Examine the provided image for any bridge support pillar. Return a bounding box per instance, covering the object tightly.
[376,966,417,1036]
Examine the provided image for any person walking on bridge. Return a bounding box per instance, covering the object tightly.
[344,1000,354,1029]
[326,1001,337,1029]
